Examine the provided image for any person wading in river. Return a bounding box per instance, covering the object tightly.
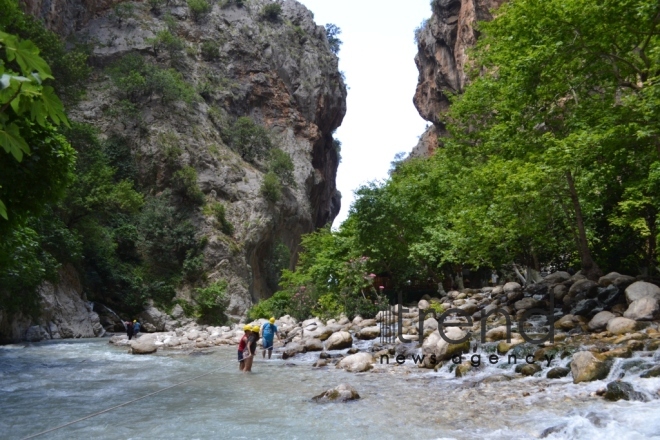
[125,320,134,340]
[244,325,260,373]
[261,317,279,359]
[238,325,251,371]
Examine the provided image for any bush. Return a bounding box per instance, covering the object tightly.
[268,149,295,186]
[325,23,342,55]
[148,30,184,58]
[226,116,272,163]
[172,166,205,206]
[206,201,234,235]
[201,41,220,60]
[261,171,282,203]
[313,293,343,321]
[148,0,164,12]
[261,3,282,21]
[182,249,205,282]
[109,54,197,105]
[188,0,212,21]
[111,3,135,25]
[195,280,228,324]
[247,290,292,321]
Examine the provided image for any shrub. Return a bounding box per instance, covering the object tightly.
[195,280,228,324]
[261,3,282,21]
[325,23,342,55]
[148,29,184,57]
[188,0,212,21]
[208,202,234,235]
[172,166,205,206]
[247,290,292,321]
[111,3,135,25]
[313,293,343,321]
[148,0,165,12]
[268,148,295,186]
[227,116,272,162]
[261,171,282,203]
[182,249,205,282]
[201,41,220,60]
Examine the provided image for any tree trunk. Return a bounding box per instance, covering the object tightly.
[565,171,602,280]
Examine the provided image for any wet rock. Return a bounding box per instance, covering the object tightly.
[516,363,542,376]
[312,384,360,402]
[598,272,630,287]
[304,326,334,341]
[607,317,638,335]
[504,282,522,294]
[625,281,660,304]
[303,338,323,352]
[595,285,623,307]
[588,311,615,331]
[600,347,632,360]
[640,365,660,378]
[485,325,511,342]
[604,381,648,402]
[497,337,524,354]
[109,335,129,345]
[514,298,539,311]
[546,367,570,379]
[624,297,660,321]
[570,299,603,318]
[553,284,568,302]
[555,314,579,331]
[570,351,611,383]
[346,347,359,355]
[130,340,157,355]
[455,361,472,378]
[336,353,374,372]
[419,327,469,368]
[313,359,328,368]
[357,319,377,328]
[281,342,305,359]
[325,331,353,350]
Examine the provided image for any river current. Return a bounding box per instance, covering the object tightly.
[1,339,660,439]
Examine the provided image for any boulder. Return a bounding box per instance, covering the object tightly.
[603,381,648,402]
[625,281,660,304]
[624,297,659,321]
[312,384,360,402]
[555,314,579,331]
[546,367,571,379]
[304,326,334,341]
[588,311,615,331]
[356,326,380,340]
[607,317,638,335]
[496,337,523,354]
[455,362,472,378]
[640,365,660,378]
[130,340,157,355]
[419,327,469,368]
[503,282,522,294]
[281,342,305,359]
[597,285,623,306]
[485,325,511,342]
[418,299,430,310]
[570,351,611,383]
[568,279,599,299]
[570,299,602,318]
[303,338,324,352]
[336,353,374,373]
[543,271,571,284]
[325,331,353,350]
[553,285,568,302]
[515,363,542,376]
[514,297,538,311]
[599,272,635,288]
[138,301,169,332]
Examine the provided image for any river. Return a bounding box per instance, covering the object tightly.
[1,339,660,439]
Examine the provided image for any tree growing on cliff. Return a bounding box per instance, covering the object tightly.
[325,24,342,55]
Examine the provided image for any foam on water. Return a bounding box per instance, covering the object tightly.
[1,339,659,439]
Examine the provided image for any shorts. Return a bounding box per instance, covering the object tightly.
[263,338,274,350]
[238,350,244,362]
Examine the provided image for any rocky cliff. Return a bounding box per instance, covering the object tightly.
[411,0,505,157]
[7,0,345,340]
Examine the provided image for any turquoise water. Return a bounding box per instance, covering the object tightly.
[1,339,660,439]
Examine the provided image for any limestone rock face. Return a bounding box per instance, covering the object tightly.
[0,266,105,343]
[411,0,507,157]
[20,0,347,327]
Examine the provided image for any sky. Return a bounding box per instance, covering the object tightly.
[297,0,433,227]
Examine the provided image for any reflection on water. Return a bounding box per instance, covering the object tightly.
[1,339,659,439]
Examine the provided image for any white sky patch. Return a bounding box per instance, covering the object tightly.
[297,0,432,228]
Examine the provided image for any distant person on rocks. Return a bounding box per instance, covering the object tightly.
[244,325,260,373]
[238,325,251,372]
[125,320,134,340]
[133,320,141,337]
[261,317,279,359]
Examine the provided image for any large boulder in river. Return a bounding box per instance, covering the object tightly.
[356,326,380,340]
[624,297,660,321]
[336,353,374,372]
[325,331,353,350]
[281,342,305,359]
[303,326,334,341]
[604,381,648,402]
[588,311,615,331]
[567,279,598,300]
[570,351,611,383]
[130,340,157,355]
[303,338,324,352]
[625,281,660,304]
[312,383,360,402]
[503,282,522,294]
[543,271,571,284]
[419,327,469,368]
[607,317,638,335]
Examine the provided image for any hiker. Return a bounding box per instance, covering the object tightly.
[238,325,251,371]
[261,317,279,359]
[133,320,141,337]
[244,325,260,373]
[125,320,134,340]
